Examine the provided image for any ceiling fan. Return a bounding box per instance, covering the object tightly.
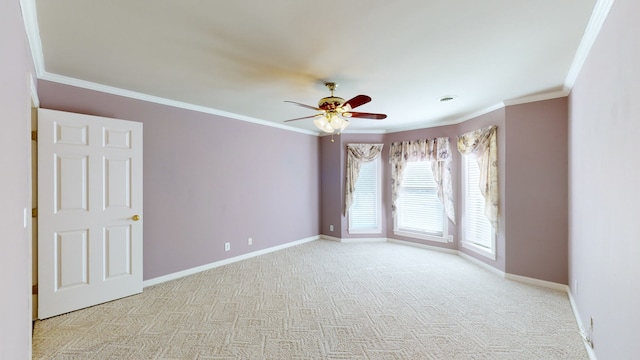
[284,82,387,135]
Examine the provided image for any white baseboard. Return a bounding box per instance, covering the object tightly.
[320,234,342,242]
[568,291,598,360]
[143,236,319,287]
[320,235,387,243]
[387,238,458,254]
[340,237,387,243]
[143,234,597,360]
[504,273,569,292]
[501,274,596,359]
[457,251,505,277]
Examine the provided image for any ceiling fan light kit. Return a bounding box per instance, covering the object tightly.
[284,82,387,141]
[313,113,349,134]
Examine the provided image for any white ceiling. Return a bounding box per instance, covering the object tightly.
[29,0,598,134]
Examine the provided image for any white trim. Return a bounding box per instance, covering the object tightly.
[339,237,387,243]
[143,236,319,287]
[19,0,320,137]
[504,273,568,292]
[419,238,596,359]
[348,85,578,134]
[39,72,319,136]
[20,0,45,76]
[447,102,506,126]
[149,232,596,360]
[457,251,505,277]
[392,230,449,243]
[20,0,613,137]
[144,234,596,360]
[386,102,507,134]
[29,72,39,107]
[503,89,569,107]
[507,274,597,359]
[320,234,342,242]
[568,291,599,360]
[347,229,383,235]
[564,0,616,90]
[342,129,387,135]
[461,240,497,261]
[387,238,458,254]
[355,0,618,138]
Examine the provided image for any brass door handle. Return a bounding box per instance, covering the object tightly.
[132,215,141,221]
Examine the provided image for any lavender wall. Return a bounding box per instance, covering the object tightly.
[569,0,640,357]
[319,135,343,237]
[505,98,568,284]
[323,102,569,283]
[37,80,320,280]
[0,0,34,358]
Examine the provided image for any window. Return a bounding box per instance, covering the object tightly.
[394,161,447,241]
[462,155,494,256]
[348,157,381,233]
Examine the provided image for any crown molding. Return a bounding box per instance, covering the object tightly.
[385,102,507,134]
[143,236,319,288]
[20,0,317,136]
[39,72,318,136]
[21,0,614,136]
[341,129,387,135]
[20,0,44,76]
[503,89,569,106]
[564,0,616,89]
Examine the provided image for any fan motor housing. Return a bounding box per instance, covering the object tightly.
[318,96,345,110]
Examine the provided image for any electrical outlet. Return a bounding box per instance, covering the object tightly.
[330,225,334,232]
[248,237,252,245]
[224,242,230,251]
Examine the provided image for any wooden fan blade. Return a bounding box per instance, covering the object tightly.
[346,111,387,120]
[342,95,371,110]
[284,114,322,122]
[284,101,321,111]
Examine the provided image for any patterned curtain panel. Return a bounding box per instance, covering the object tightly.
[389,138,455,223]
[344,144,384,214]
[457,125,499,233]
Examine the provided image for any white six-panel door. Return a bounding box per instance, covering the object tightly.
[38,108,143,319]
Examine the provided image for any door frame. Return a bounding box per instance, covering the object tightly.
[28,73,38,356]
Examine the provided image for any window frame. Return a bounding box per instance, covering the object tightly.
[348,156,382,234]
[393,160,449,243]
[461,155,496,259]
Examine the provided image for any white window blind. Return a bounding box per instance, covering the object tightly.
[396,161,445,237]
[464,156,493,248]
[349,158,381,233]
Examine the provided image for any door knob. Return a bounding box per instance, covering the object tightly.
[132,215,140,221]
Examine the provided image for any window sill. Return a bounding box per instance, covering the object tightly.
[393,230,449,243]
[461,241,496,260]
[348,228,382,235]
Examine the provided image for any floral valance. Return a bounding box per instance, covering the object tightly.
[344,144,384,214]
[389,138,453,164]
[389,138,455,224]
[457,125,499,233]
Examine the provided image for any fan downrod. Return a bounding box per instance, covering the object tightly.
[325,82,337,96]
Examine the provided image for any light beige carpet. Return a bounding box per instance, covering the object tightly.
[33,240,587,359]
